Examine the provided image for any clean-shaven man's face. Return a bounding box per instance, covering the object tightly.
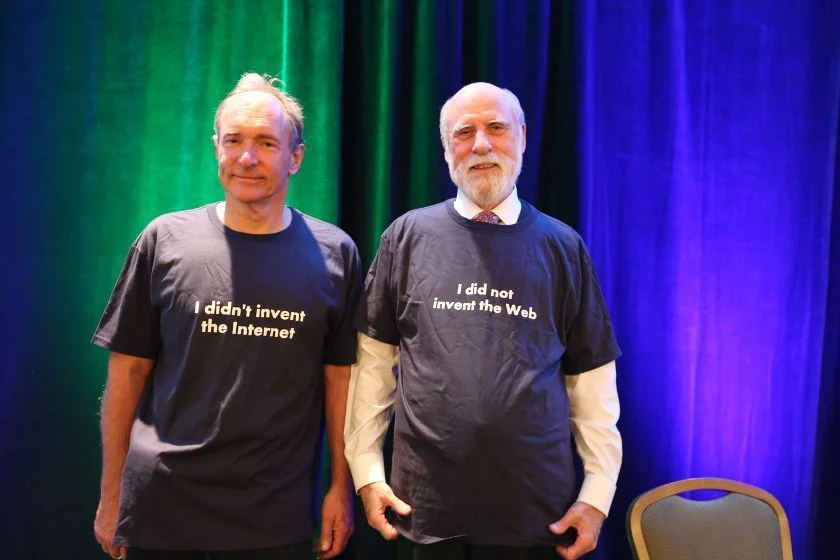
[214,91,304,206]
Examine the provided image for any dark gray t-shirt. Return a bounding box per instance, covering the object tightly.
[93,204,361,550]
[356,200,621,546]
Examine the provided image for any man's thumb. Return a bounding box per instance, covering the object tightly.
[387,493,412,516]
[549,519,569,535]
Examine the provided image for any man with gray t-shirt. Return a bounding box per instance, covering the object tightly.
[93,74,360,560]
[345,83,621,560]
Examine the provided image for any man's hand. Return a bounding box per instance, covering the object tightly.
[318,484,355,559]
[93,498,125,559]
[549,501,606,560]
[357,481,411,540]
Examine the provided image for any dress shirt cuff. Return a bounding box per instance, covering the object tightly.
[577,473,617,517]
[349,451,387,493]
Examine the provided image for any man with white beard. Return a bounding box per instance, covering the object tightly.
[345,82,622,560]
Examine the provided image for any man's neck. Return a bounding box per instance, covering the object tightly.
[455,186,521,224]
[477,201,501,211]
[217,199,291,234]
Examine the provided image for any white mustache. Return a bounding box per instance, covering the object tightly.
[464,154,503,168]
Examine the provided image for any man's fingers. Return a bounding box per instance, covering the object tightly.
[556,540,595,560]
[366,509,389,534]
[377,490,408,538]
[318,519,334,554]
[336,520,353,548]
[550,501,604,559]
[319,535,337,559]
[555,544,579,560]
[359,482,410,541]
[320,524,351,559]
[378,520,399,540]
[365,508,398,540]
[94,529,118,558]
[94,502,123,559]
[384,492,412,516]
[549,519,570,535]
[555,531,596,560]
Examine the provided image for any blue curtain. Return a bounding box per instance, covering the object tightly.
[578,2,840,559]
[2,1,838,558]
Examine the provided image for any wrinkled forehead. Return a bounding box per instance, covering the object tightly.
[218,91,289,136]
[445,87,516,128]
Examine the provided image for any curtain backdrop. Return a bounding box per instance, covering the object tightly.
[1,1,837,559]
[577,3,840,559]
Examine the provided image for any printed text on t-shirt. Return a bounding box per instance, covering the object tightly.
[194,300,305,339]
[431,283,537,319]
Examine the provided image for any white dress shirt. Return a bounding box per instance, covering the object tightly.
[344,187,622,516]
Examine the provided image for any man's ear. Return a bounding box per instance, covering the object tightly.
[442,138,451,164]
[288,143,305,176]
[519,123,527,154]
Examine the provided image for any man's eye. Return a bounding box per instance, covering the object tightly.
[260,141,277,148]
[454,129,473,138]
[223,138,239,145]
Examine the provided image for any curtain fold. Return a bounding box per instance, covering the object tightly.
[1,2,837,558]
[579,3,840,559]
[812,105,840,560]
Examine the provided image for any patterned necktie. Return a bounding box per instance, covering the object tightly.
[472,210,502,224]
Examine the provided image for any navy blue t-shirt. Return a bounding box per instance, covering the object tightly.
[93,204,361,550]
[356,200,621,546]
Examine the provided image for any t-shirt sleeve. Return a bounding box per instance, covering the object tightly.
[91,237,161,359]
[561,237,621,375]
[322,240,364,365]
[354,229,400,346]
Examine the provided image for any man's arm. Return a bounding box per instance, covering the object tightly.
[567,360,622,514]
[550,360,621,560]
[319,364,355,559]
[344,333,411,540]
[94,351,155,559]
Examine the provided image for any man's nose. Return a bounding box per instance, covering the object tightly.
[472,130,492,154]
[238,147,257,166]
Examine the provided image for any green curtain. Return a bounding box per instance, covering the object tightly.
[1,1,576,557]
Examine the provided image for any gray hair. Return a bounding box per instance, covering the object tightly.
[439,84,526,148]
[214,73,304,148]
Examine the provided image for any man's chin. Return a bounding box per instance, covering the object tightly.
[223,185,272,203]
[460,184,504,207]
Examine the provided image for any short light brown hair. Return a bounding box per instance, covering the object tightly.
[214,73,304,148]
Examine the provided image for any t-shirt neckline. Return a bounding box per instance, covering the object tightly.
[445,198,536,232]
[205,203,301,241]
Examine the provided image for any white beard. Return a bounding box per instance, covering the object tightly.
[449,151,522,208]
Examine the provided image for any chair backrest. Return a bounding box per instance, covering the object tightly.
[626,477,793,560]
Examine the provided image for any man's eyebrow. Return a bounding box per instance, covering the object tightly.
[222,132,281,142]
[452,119,511,134]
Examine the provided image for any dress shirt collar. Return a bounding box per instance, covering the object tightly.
[453,186,521,225]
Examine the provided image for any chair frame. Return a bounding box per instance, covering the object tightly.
[626,477,793,560]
